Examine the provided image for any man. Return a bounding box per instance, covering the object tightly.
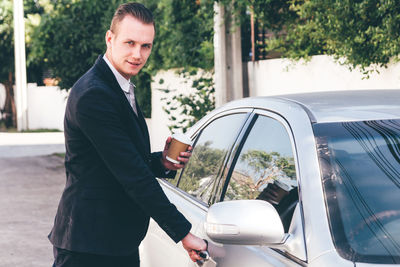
[49,3,206,266]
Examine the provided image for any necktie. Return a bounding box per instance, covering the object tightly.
[126,82,138,116]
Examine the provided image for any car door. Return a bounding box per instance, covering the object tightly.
[140,110,251,267]
[191,110,307,267]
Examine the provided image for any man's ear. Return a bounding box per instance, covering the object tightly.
[105,30,114,48]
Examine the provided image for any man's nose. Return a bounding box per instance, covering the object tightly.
[131,45,141,59]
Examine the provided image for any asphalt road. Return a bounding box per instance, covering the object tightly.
[0,154,65,266]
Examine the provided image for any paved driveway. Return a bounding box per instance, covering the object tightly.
[0,133,65,266]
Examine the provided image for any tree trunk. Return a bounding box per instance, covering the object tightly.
[3,72,16,128]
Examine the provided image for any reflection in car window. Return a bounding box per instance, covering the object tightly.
[175,113,248,204]
[224,115,298,231]
[314,120,400,264]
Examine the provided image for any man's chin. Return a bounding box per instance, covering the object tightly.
[127,67,142,77]
[119,70,140,79]
[129,70,140,77]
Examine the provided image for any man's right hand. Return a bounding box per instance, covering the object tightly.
[181,232,207,262]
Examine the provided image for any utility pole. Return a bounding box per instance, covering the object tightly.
[213,2,243,107]
[13,0,28,131]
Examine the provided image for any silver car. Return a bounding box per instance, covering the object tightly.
[140,90,400,267]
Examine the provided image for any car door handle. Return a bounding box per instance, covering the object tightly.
[196,251,217,267]
[198,250,210,260]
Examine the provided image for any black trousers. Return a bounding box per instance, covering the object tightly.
[52,247,140,267]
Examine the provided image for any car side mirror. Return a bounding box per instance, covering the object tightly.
[204,200,286,246]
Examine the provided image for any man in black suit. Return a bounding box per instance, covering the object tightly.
[49,3,206,266]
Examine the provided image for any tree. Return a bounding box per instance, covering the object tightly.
[0,0,44,128]
[225,149,295,200]
[240,149,295,189]
[152,0,215,128]
[139,0,215,119]
[30,0,116,90]
[30,0,215,118]
[171,141,225,194]
[219,0,400,74]
[0,0,16,128]
[148,0,214,71]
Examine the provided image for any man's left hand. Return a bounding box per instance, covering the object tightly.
[161,136,192,170]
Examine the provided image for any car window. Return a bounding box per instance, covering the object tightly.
[174,113,248,204]
[224,115,298,231]
[314,120,400,263]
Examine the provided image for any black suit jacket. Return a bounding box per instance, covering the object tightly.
[49,56,191,256]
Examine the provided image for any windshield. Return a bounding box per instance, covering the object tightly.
[313,119,400,264]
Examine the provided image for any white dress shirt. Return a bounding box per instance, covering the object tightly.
[103,55,137,115]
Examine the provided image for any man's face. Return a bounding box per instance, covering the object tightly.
[105,15,155,80]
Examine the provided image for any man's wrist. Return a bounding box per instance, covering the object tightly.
[160,155,171,173]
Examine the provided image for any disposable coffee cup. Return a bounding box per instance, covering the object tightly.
[166,133,192,164]
[268,180,291,205]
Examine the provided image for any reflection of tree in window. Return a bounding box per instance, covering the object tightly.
[175,113,248,203]
[226,149,295,200]
[179,141,226,200]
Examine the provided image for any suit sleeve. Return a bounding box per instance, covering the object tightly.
[75,88,191,243]
[149,152,177,179]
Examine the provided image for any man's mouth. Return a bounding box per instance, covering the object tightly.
[127,61,141,67]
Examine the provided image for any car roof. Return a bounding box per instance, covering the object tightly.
[226,90,400,123]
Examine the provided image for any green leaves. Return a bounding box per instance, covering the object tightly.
[0,0,14,81]
[26,0,215,117]
[240,149,296,183]
[0,0,48,84]
[30,0,118,89]
[279,0,400,73]
[221,0,400,74]
[148,0,215,71]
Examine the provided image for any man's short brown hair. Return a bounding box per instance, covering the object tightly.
[110,2,154,33]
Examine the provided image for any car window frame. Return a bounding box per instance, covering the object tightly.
[216,110,302,202]
[215,109,308,262]
[161,108,254,208]
[158,107,309,264]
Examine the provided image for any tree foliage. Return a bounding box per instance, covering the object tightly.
[0,1,14,83]
[0,0,45,128]
[240,150,296,184]
[305,0,400,72]
[223,149,295,200]
[0,0,48,85]
[219,0,400,73]
[29,0,215,118]
[145,0,215,120]
[149,0,214,71]
[0,0,15,128]
[173,142,225,193]
[30,0,117,90]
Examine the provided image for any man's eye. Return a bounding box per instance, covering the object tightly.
[143,44,151,49]
[127,41,134,45]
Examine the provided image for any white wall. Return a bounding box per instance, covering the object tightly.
[27,84,68,130]
[247,55,400,96]
[0,84,5,110]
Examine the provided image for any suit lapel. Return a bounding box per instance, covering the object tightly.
[134,98,151,151]
[122,97,151,155]
[93,56,151,155]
